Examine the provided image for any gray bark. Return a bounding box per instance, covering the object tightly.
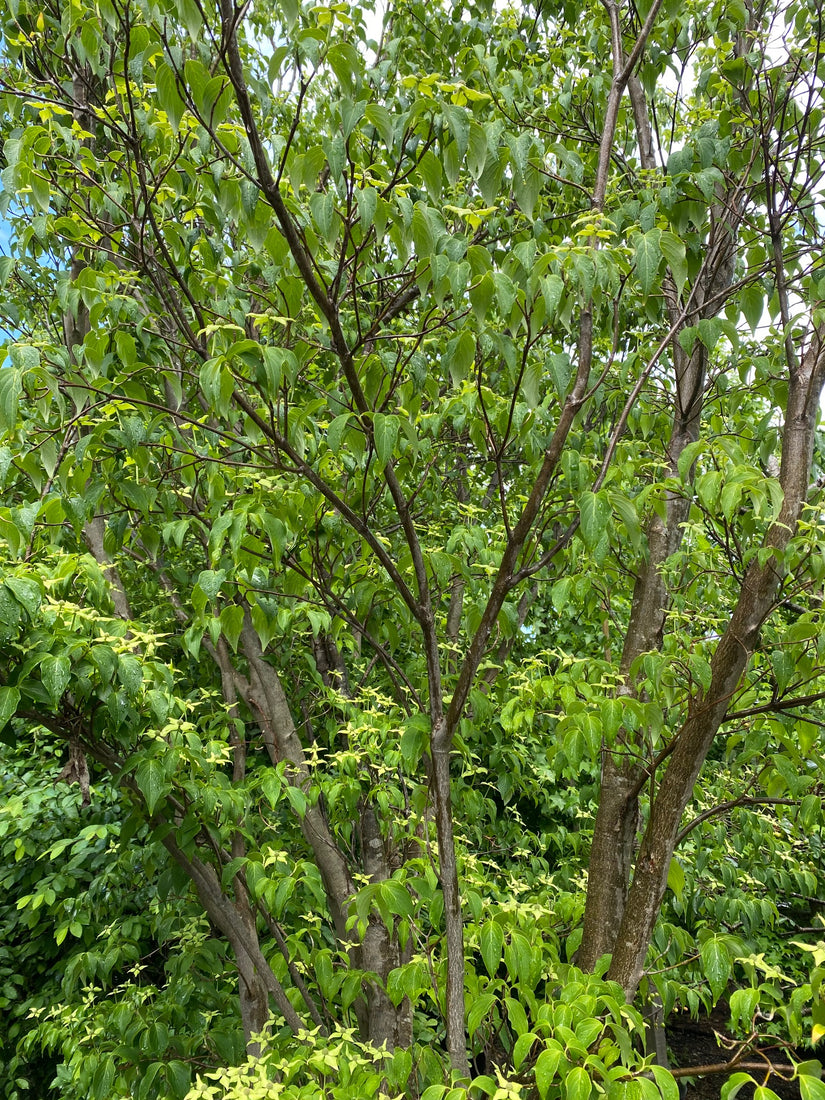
[578,69,742,971]
[608,323,825,997]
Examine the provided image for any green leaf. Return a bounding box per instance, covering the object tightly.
[259,346,287,397]
[380,880,413,919]
[309,190,337,245]
[729,987,759,1031]
[135,757,170,816]
[220,604,244,651]
[541,274,564,318]
[650,1065,680,1100]
[418,150,443,200]
[701,937,731,1002]
[601,697,623,738]
[741,283,764,333]
[447,330,475,386]
[536,1047,562,1098]
[200,357,234,415]
[667,857,685,899]
[522,359,542,408]
[467,993,497,1036]
[552,577,572,613]
[505,996,529,1037]
[356,185,378,227]
[41,655,71,703]
[327,41,361,96]
[549,351,571,398]
[164,1060,191,1100]
[118,655,143,697]
[468,121,488,179]
[220,856,248,889]
[470,271,496,323]
[373,413,399,468]
[609,492,640,551]
[30,171,50,212]
[365,103,395,148]
[285,785,308,817]
[327,412,351,454]
[633,229,662,296]
[90,644,117,684]
[0,368,22,434]
[579,491,611,549]
[421,1087,448,1100]
[196,569,226,601]
[800,1074,825,1100]
[0,686,20,729]
[565,1065,592,1100]
[400,715,428,769]
[155,62,186,130]
[0,256,14,289]
[659,230,687,297]
[677,440,705,482]
[480,919,504,976]
[513,1031,537,1070]
[260,770,281,809]
[412,203,434,258]
[696,166,724,199]
[5,576,42,618]
[722,1073,757,1100]
[689,654,712,692]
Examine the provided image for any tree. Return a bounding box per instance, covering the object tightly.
[2,0,825,1094]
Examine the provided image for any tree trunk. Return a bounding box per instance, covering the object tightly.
[579,64,741,969]
[607,322,825,997]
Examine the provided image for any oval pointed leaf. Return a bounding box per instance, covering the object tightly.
[800,1075,825,1100]
[579,491,611,549]
[0,685,20,729]
[741,283,764,333]
[565,1065,592,1100]
[156,63,186,130]
[721,1072,757,1100]
[373,413,399,468]
[633,229,662,296]
[5,576,41,618]
[650,1065,680,1100]
[467,992,497,1036]
[327,412,351,454]
[700,937,731,1002]
[536,1047,562,1099]
[41,655,71,703]
[135,757,170,816]
[659,231,687,297]
[480,920,503,976]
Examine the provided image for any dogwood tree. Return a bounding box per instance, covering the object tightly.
[2,0,825,1094]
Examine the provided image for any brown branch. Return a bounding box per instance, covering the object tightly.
[668,1060,794,1081]
[725,689,825,722]
[676,796,798,846]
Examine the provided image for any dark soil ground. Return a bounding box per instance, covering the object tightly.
[667,1003,805,1099]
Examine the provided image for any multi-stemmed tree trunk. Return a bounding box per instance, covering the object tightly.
[578,21,825,992]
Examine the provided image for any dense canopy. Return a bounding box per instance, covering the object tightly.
[2,0,825,1097]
